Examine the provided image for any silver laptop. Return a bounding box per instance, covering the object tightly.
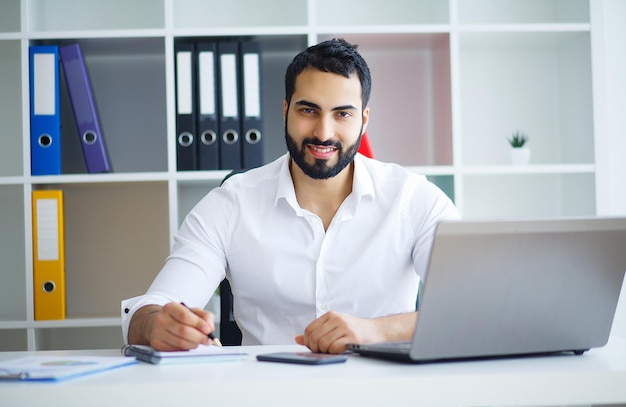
[347,217,626,363]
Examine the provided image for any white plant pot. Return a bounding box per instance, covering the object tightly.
[510,147,531,165]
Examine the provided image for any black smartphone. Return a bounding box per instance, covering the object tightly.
[256,352,348,365]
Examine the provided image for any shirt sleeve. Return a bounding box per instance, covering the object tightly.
[411,179,460,281]
[120,186,236,343]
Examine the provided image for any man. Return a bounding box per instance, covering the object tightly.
[122,38,458,354]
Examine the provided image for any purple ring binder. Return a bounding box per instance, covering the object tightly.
[59,43,112,174]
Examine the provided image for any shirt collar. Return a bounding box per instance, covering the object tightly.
[275,153,376,211]
[352,153,375,201]
[275,154,297,208]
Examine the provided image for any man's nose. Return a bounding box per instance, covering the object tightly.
[313,115,334,142]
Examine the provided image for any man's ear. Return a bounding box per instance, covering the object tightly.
[361,106,370,135]
[283,100,288,124]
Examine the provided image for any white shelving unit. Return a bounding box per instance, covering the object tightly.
[0,0,623,351]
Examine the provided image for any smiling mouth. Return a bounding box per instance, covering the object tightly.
[309,144,337,153]
[307,144,338,159]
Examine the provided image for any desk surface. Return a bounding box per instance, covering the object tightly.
[2,337,626,407]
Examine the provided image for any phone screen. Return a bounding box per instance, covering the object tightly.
[256,352,348,365]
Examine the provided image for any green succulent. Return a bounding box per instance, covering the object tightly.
[508,131,528,148]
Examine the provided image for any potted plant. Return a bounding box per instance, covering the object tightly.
[508,131,530,165]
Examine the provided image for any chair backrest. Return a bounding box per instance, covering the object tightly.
[358,131,374,158]
[218,170,247,345]
[219,279,242,346]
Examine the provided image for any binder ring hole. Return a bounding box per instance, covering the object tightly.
[38,134,52,148]
[223,130,239,145]
[245,129,261,144]
[178,132,194,147]
[43,281,56,293]
[83,131,98,145]
[201,130,217,146]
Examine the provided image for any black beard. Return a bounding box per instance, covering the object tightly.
[285,127,362,180]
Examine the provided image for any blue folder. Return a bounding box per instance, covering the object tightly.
[29,45,61,176]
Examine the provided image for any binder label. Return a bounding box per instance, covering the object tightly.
[243,53,261,117]
[176,51,193,115]
[35,198,59,261]
[33,54,57,116]
[220,54,238,118]
[199,51,216,115]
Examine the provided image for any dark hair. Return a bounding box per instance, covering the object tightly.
[284,38,372,109]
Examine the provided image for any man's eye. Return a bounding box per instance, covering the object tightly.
[337,111,352,118]
[301,108,315,114]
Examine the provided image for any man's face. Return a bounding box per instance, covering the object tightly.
[283,69,369,180]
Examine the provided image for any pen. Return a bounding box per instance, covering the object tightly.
[180,302,222,347]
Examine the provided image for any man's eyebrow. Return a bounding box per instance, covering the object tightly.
[294,100,358,111]
[332,104,358,112]
[294,100,320,110]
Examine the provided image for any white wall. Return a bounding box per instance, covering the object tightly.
[592,0,626,217]
[591,0,626,339]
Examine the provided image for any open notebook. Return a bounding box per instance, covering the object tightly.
[348,217,626,363]
[122,344,245,364]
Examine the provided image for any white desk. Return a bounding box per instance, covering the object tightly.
[2,337,626,407]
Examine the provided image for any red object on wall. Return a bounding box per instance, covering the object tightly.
[358,132,374,158]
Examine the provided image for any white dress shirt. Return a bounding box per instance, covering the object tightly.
[121,153,459,345]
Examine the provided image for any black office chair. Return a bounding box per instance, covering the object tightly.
[219,279,242,346]
[217,168,249,346]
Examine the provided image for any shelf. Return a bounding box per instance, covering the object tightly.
[0,40,23,178]
[177,179,223,227]
[33,325,124,350]
[461,163,595,175]
[456,23,591,33]
[462,172,595,218]
[0,185,26,322]
[29,172,171,185]
[315,0,449,26]
[459,31,593,166]
[317,32,452,167]
[172,0,308,30]
[2,0,617,351]
[0,0,20,33]
[27,0,165,32]
[61,183,169,318]
[26,29,168,40]
[406,166,455,175]
[0,176,26,186]
[0,320,123,351]
[456,0,590,24]
[0,317,121,329]
[25,37,168,175]
[2,183,172,323]
[175,170,232,183]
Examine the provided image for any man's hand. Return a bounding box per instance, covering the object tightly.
[295,310,417,354]
[128,302,216,351]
